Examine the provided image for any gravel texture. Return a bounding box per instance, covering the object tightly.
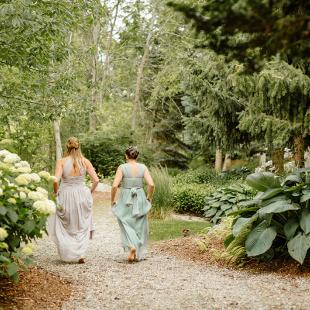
[34,197,310,310]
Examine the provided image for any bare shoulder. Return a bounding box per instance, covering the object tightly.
[82,157,92,167]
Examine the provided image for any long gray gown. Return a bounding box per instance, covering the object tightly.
[48,158,94,262]
[112,163,151,260]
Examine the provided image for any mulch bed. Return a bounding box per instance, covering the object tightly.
[153,235,310,277]
[0,267,72,310]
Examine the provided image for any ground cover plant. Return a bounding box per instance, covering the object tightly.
[0,150,56,281]
[226,170,310,264]
[204,184,255,224]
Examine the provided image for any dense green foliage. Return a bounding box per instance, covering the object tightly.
[204,185,255,224]
[0,150,56,280]
[149,166,173,219]
[227,170,310,264]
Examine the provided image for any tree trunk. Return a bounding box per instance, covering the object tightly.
[53,119,63,161]
[293,134,305,168]
[271,148,284,174]
[215,148,223,173]
[222,153,232,171]
[89,16,101,132]
[131,15,155,131]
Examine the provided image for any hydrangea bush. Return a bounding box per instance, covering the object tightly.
[0,149,56,281]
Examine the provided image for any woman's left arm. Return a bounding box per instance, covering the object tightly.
[85,159,99,193]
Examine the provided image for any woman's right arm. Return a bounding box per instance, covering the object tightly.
[53,159,63,195]
[111,166,123,207]
[144,167,155,201]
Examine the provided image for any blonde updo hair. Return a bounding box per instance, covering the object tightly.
[65,137,85,173]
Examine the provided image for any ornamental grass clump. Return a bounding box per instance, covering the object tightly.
[149,166,173,219]
[227,169,310,264]
[0,149,56,281]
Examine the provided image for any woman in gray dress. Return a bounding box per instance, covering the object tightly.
[111,146,155,263]
[49,137,99,263]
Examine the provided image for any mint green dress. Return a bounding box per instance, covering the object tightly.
[112,163,151,260]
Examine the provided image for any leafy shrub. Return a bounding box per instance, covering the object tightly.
[81,132,153,177]
[174,167,217,185]
[149,166,173,219]
[227,170,310,264]
[171,183,216,215]
[0,150,56,281]
[204,184,255,224]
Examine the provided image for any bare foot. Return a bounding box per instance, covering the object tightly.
[128,248,136,263]
[78,258,85,264]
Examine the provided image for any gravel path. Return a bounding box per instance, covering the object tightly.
[34,198,310,310]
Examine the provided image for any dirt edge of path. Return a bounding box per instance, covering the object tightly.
[0,266,72,310]
[152,235,310,277]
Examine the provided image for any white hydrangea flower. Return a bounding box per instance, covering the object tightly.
[0,150,11,157]
[16,166,31,173]
[19,187,30,194]
[38,171,51,180]
[28,191,46,201]
[21,243,34,255]
[36,187,48,198]
[3,153,20,163]
[30,173,41,183]
[15,174,31,186]
[33,200,56,214]
[8,198,16,204]
[0,227,8,241]
[19,192,27,199]
[15,161,30,168]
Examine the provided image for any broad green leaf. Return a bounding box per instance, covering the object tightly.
[300,190,310,203]
[287,233,310,264]
[245,221,277,256]
[283,217,299,239]
[0,255,10,263]
[259,188,283,200]
[7,209,18,223]
[283,174,302,185]
[258,201,299,215]
[233,216,256,237]
[0,206,7,215]
[246,172,280,192]
[23,220,35,233]
[7,262,18,277]
[300,209,310,234]
[204,208,217,218]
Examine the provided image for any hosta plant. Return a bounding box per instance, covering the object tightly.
[227,170,310,264]
[203,184,255,224]
[0,149,56,281]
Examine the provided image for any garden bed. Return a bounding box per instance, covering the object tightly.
[153,236,310,276]
[0,267,72,309]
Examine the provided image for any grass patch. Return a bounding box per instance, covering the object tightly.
[149,219,210,242]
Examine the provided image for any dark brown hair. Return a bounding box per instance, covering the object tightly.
[125,146,139,160]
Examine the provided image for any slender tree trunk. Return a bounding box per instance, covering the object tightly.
[131,15,155,131]
[89,16,101,132]
[215,148,223,173]
[53,119,63,161]
[222,153,232,171]
[293,134,305,168]
[271,148,284,174]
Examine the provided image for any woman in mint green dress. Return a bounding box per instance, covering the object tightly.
[111,146,155,262]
